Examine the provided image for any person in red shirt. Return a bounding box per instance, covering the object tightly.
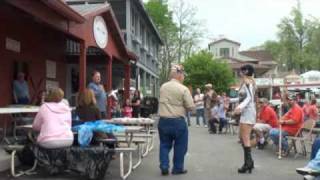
[253,98,278,149]
[269,93,304,155]
[308,99,319,121]
[303,101,311,121]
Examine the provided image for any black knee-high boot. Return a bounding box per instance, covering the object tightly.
[238,146,254,174]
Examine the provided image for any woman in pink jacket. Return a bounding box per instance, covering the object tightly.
[32,88,73,149]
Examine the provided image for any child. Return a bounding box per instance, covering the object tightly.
[122,99,133,118]
[208,103,219,134]
[111,100,121,118]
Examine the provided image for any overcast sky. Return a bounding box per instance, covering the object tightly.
[164,0,320,50]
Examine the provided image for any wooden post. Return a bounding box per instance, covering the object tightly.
[124,63,131,101]
[106,56,113,119]
[79,41,86,91]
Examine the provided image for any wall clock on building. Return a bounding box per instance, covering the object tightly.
[93,16,108,49]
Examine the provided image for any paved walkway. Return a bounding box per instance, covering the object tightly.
[1,117,308,180]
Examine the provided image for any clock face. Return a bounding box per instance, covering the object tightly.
[93,16,108,48]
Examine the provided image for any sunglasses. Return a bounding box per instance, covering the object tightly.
[177,70,187,76]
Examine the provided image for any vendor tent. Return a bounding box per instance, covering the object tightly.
[301,70,320,83]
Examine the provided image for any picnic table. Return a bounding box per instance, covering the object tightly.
[104,118,156,156]
[19,124,143,147]
[9,123,144,180]
[0,105,40,142]
[105,117,155,125]
[0,105,40,114]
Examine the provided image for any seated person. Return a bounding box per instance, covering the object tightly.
[32,88,73,149]
[217,97,228,134]
[296,138,320,180]
[75,89,101,122]
[269,94,304,156]
[13,72,30,104]
[309,99,319,122]
[122,99,133,118]
[76,89,115,145]
[253,98,278,149]
[111,100,121,118]
[208,103,219,134]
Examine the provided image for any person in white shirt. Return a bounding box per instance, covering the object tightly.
[194,88,206,127]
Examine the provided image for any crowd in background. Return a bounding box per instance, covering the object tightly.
[188,78,320,178]
[10,69,149,150]
[11,67,320,178]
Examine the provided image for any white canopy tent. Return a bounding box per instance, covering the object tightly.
[301,70,320,83]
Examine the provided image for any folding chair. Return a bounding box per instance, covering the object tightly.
[287,120,316,158]
[226,116,239,135]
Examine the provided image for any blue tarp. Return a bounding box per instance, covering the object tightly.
[72,120,125,147]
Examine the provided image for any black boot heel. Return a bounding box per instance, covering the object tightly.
[238,165,253,174]
[238,146,254,174]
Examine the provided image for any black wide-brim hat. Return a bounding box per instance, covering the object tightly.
[240,64,255,76]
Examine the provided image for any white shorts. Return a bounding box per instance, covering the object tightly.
[253,123,272,132]
[239,108,256,125]
[39,139,73,149]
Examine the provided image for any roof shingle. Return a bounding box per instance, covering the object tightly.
[239,50,274,62]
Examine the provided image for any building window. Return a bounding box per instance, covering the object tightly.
[141,25,145,46]
[131,9,135,35]
[232,47,234,57]
[220,48,230,57]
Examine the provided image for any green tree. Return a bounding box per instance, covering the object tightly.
[277,5,306,71]
[172,0,204,62]
[262,0,320,72]
[305,18,320,70]
[145,0,179,84]
[183,51,235,93]
[145,0,206,84]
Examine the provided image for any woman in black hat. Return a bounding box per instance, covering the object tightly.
[233,64,256,174]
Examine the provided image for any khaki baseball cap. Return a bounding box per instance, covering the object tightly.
[205,83,213,88]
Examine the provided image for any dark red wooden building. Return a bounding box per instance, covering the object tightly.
[0,0,137,117]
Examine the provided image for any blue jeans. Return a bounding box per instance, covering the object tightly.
[17,97,29,104]
[219,118,227,132]
[186,112,191,126]
[269,128,289,151]
[158,117,188,172]
[196,108,206,125]
[311,138,320,160]
[307,138,320,171]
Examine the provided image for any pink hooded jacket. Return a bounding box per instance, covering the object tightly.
[33,102,73,143]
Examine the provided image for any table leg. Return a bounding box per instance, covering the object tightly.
[2,117,9,144]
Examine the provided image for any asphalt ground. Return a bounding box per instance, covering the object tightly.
[0,117,308,180]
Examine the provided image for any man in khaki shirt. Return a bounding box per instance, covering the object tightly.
[158,64,195,176]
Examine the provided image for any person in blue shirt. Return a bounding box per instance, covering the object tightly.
[88,70,107,118]
[13,72,30,104]
[217,97,228,133]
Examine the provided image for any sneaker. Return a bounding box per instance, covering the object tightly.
[204,125,208,128]
[276,149,289,157]
[161,169,169,176]
[304,175,315,180]
[172,169,187,175]
[196,125,200,128]
[296,167,320,176]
